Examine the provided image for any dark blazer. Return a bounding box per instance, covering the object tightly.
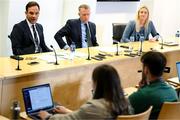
[10,20,51,55]
[54,19,99,49]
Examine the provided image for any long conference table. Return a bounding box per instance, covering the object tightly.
[0,41,180,118]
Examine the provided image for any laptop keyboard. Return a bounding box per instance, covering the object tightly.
[29,114,41,120]
[47,109,55,114]
[29,108,56,120]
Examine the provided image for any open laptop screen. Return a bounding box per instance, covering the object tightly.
[22,84,54,114]
[176,62,180,82]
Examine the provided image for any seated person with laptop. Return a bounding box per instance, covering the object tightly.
[38,65,133,119]
[129,51,178,119]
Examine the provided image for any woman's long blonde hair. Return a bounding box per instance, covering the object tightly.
[135,5,150,32]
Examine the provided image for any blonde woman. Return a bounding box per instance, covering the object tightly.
[122,6,158,42]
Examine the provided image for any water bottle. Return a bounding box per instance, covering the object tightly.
[11,100,20,120]
[139,33,145,42]
[70,42,76,60]
[129,35,135,52]
[175,30,180,44]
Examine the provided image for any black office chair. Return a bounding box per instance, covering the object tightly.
[112,23,126,44]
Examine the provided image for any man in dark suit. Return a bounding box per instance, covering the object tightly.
[10,1,51,55]
[54,4,99,50]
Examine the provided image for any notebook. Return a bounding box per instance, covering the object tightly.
[161,41,179,46]
[22,83,55,119]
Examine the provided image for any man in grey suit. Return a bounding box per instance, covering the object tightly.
[54,4,99,50]
[10,1,51,55]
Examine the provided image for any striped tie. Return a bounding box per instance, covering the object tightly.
[32,25,40,53]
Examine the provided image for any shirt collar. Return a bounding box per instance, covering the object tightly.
[149,77,164,84]
[80,19,88,25]
[26,19,36,28]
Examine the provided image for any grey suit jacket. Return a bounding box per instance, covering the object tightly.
[49,99,114,120]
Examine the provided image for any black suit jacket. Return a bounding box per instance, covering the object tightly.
[10,20,51,55]
[54,19,99,49]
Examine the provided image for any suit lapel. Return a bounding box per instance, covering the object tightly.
[24,20,34,42]
[77,19,82,47]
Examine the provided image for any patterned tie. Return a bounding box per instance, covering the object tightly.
[84,23,92,47]
[32,25,40,53]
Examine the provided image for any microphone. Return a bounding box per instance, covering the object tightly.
[164,67,170,73]
[157,33,163,49]
[50,45,59,65]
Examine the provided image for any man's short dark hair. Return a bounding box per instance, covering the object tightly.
[141,51,167,77]
[26,1,40,11]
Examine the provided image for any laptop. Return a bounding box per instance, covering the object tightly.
[22,83,55,119]
[168,62,180,84]
[176,62,180,83]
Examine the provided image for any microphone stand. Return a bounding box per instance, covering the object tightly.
[15,47,22,70]
[50,45,59,65]
[115,42,119,56]
[87,44,91,60]
[159,34,164,49]
[16,55,21,71]
[137,33,143,56]
[113,40,119,56]
[138,39,143,56]
[86,23,91,60]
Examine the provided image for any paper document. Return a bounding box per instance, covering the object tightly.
[96,46,122,53]
[38,51,87,62]
[38,54,65,63]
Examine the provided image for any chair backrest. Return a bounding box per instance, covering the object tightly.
[157,102,180,120]
[112,23,126,43]
[117,106,152,120]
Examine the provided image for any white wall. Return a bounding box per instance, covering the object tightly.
[38,0,64,49]
[62,0,96,25]
[0,0,96,56]
[153,0,180,38]
[0,0,10,56]
[95,1,140,46]
[1,0,180,56]
[6,0,64,56]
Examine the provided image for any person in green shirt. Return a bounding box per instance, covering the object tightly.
[129,51,178,119]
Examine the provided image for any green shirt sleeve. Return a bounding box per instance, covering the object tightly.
[128,89,149,114]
